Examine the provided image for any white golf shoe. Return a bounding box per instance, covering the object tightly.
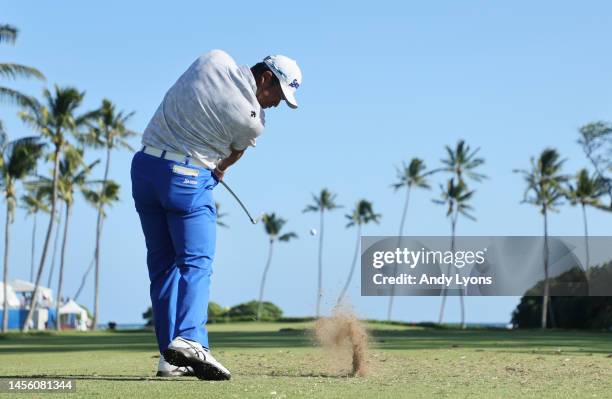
[163,337,231,380]
[156,356,195,377]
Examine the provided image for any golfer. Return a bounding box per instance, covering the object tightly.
[130,50,301,380]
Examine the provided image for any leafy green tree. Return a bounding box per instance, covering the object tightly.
[303,188,341,317]
[207,301,226,321]
[21,184,49,281]
[337,200,381,304]
[257,213,297,321]
[0,24,44,113]
[19,85,90,332]
[0,132,44,331]
[565,168,608,270]
[514,148,568,329]
[577,122,612,208]
[433,178,476,327]
[512,261,612,329]
[388,158,433,321]
[80,99,136,330]
[81,179,120,329]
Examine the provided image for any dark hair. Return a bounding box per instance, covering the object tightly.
[251,62,280,86]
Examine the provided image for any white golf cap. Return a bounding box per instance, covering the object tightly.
[263,55,302,109]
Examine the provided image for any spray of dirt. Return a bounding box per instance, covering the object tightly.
[314,305,369,377]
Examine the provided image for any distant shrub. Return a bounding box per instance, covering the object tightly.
[142,300,283,325]
[227,301,283,321]
[207,301,227,322]
[142,306,154,327]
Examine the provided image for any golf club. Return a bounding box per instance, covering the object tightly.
[219,180,261,224]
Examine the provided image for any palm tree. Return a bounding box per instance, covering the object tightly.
[257,213,297,320]
[438,140,486,328]
[0,132,44,332]
[35,147,98,330]
[337,200,381,304]
[441,140,486,183]
[387,158,433,321]
[81,179,120,329]
[0,24,44,112]
[433,178,476,327]
[514,148,567,329]
[565,168,608,270]
[19,85,89,332]
[303,188,341,318]
[21,184,49,281]
[80,99,136,331]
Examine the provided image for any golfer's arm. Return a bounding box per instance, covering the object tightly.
[217,148,246,171]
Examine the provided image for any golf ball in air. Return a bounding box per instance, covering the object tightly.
[310,228,317,236]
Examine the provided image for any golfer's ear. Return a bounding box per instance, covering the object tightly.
[263,70,275,86]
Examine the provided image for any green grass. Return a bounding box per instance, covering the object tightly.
[0,322,611,398]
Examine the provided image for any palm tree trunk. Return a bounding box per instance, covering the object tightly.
[92,147,112,331]
[257,239,274,321]
[74,250,96,301]
[47,205,64,287]
[316,209,324,318]
[337,224,362,304]
[456,220,466,329]
[2,191,12,332]
[30,213,37,282]
[387,185,411,321]
[55,202,71,331]
[22,144,61,332]
[92,208,102,330]
[541,207,550,329]
[438,212,457,324]
[581,203,590,269]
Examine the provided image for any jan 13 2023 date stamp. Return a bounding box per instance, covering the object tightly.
[0,378,76,393]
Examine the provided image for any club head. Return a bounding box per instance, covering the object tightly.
[251,213,264,225]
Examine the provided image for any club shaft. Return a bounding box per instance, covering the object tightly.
[219,180,257,223]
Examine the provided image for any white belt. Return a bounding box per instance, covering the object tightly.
[141,146,211,169]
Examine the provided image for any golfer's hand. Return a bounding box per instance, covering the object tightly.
[213,167,225,182]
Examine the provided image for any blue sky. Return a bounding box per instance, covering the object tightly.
[2,1,611,324]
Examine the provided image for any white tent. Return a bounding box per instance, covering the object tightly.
[59,299,89,331]
[59,299,86,315]
[0,282,20,308]
[11,279,54,307]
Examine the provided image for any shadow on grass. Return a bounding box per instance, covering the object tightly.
[0,328,610,355]
[1,372,353,380]
[0,374,190,382]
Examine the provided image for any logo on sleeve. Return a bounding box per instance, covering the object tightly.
[250,111,257,118]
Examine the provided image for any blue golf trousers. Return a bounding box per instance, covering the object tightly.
[131,150,218,352]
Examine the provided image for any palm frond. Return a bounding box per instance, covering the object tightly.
[302,204,318,213]
[278,232,298,242]
[0,25,17,44]
[0,86,41,109]
[0,63,44,80]
[5,136,44,179]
